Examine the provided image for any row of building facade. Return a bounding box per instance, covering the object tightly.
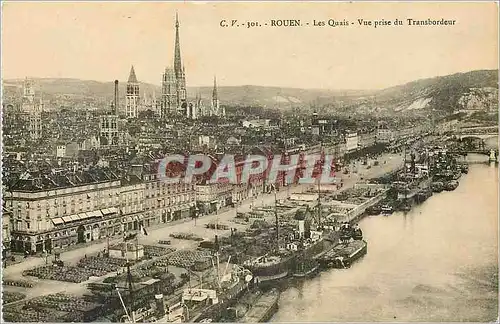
[3,146,317,254]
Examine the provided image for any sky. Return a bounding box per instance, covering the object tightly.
[1,2,498,90]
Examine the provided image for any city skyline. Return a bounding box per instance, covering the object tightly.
[2,2,498,90]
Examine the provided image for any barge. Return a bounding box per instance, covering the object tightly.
[444,180,459,191]
[318,240,367,269]
[431,181,444,193]
[240,289,280,323]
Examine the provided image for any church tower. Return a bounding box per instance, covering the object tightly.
[211,76,219,116]
[125,65,140,119]
[161,67,176,118]
[99,80,119,148]
[161,13,188,119]
[174,13,187,115]
[22,78,43,140]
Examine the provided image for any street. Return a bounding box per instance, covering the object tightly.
[3,151,404,302]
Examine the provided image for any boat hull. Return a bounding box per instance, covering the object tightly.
[246,238,330,283]
[241,289,280,323]
[318,240,367,269]
[293,265,319,278]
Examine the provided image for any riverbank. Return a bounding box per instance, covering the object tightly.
[272,163,498,322]
[1,151,405,320]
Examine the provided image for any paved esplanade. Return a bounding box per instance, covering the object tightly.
[3,153,403,299]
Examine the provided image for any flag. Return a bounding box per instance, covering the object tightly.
[140,225,149,236]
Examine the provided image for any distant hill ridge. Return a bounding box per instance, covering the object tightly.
[3,69,498,113]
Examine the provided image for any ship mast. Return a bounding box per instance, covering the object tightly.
[126,262,134,318]
[274,190,279,253]
[116,288,132,323]
[317,141,323,229]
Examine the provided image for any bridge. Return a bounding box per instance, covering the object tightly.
[448,149,497,156]
[444,128,498,158]
[448,125,498,140]
[454,133,498,140]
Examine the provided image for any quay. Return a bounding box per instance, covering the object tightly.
[2,151,403,322]
[3,141,480,323]
[1,142,488,322]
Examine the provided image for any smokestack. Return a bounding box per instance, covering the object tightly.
[113,80,119,114]
[298,220,305,238]
[155,294,165,316]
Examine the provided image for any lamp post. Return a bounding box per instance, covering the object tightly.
[193,206,199,226]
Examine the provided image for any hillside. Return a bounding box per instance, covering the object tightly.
[188,85,371,108]
[2,78,160,102]
[324,70,498,115]
[3,70,497,115]
[2,78,367,108]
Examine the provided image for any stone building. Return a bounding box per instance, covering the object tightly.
[125,66,140,119]
[99,80,120,148]
[4,169,121,253]
[160,14,187,119]
[131,162,196,225]
[21,78,43,140]
[2,208,12,259]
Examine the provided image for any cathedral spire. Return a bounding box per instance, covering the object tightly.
[128,65,138,83]
[174,13,182,78]
[212,75,218,100]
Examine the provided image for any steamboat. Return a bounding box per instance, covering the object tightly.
[293,259,319,278]
[243,186,331,283]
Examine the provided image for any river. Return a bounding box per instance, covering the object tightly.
[272,163,498,322]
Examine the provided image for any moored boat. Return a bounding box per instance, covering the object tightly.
[244,254,292,283]
[444,180,459,191]
[318,240,367,269]
[399,203,412,212]
[452,172,461,180]
[381,205,394,215]
[365,205,382,215]
[293,259,319,278]
[415,189,432,203]
[240,289,280,323]
[431,181,444,193]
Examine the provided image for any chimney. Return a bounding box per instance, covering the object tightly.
[155,294,165,317]
[113,80,119,114]
[298,220,305,238]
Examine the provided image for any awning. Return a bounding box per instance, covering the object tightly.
[108,207,118,214]
[79,212,91,219]
[69,215,81,222]
[61,215,73,223]
[94,210,103,217]
[52,218,64,225]
[101,208,111,215]
[86,211,96,218]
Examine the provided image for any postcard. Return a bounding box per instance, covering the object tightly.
[1,2,498,323]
